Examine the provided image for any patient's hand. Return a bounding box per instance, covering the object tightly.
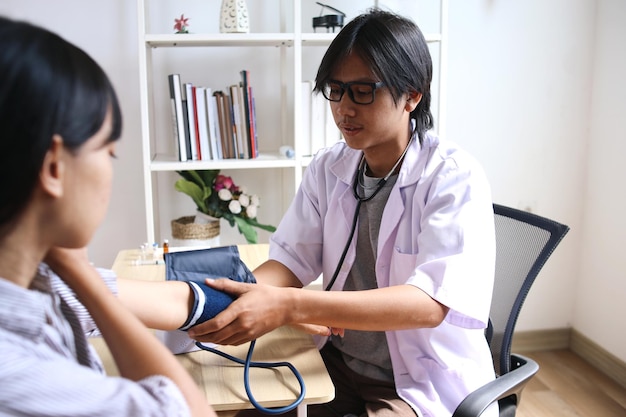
[289,324,345,337]
[44,247,92,289]
[290,323,331,336]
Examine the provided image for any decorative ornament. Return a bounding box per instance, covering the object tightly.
[219,0,249,34]
[174,14,190,34]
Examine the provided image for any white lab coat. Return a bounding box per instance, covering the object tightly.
[269,132,498,417]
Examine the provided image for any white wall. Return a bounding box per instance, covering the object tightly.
[0,0,146,268]
[1,0,623,362]
[576,0,626,361]
[447,0,593,332]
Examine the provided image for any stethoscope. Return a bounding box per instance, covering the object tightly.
[324,136,414,292]
[193,139,413,414]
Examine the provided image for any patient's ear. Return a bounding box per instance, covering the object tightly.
[40,135,65,198]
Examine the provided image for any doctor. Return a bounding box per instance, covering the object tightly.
[191,9,498,417]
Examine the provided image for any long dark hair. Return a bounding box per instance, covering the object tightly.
[0,16,122,231]
[314,9,434,145]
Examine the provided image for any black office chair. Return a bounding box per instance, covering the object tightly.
[452,204,570,417]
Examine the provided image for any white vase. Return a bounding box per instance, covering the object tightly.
[170,213,221,248]
[194,211,220,225]
[219,0,249,33]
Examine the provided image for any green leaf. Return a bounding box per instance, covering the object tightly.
[187,170,207,188]
[176,170,198,184]
[174,179,207,213]
[198,170,219,188]
[234,217,258,244]
[246,217,277,232]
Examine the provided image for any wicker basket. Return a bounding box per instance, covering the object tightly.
[171,216,220,240]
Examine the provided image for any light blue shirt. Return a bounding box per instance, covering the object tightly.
[270,132,498,417]
[0,266,190,417]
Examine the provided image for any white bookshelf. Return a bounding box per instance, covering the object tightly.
[136,0,447,244]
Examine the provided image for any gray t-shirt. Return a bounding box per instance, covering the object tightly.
[331,171,398,382]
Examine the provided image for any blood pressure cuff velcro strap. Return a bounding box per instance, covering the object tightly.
[164,246,256,330]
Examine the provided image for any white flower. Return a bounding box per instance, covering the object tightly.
[218,188,232,201]
[246,204,257,219]
[229,200,242,214]
[239,194,250,207]
[250,194,260,206]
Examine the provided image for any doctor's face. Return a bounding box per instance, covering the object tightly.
[327,52,416,158]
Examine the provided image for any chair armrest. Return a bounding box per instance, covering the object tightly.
[452,354,539,417]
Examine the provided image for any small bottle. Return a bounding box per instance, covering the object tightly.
[140,242,149,261]
[163,239,169,254]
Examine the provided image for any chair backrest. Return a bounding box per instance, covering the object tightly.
[489,204,569,376]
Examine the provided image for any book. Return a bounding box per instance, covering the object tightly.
[205,88,223,159]
[195,86,212,160]
[248,86,258,158]
[230,84,248,159]
[214,90,235,159]
[224,94,238,159]
[240,70,257,158]
[167,74,188,161]
[184,83,199,160]
[180,82,192,160]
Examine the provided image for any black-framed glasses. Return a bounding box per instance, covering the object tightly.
[321,80,386,105]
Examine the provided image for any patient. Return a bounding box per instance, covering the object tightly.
[0,16,215,417]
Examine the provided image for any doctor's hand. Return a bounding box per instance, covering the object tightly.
[188,278,298,346]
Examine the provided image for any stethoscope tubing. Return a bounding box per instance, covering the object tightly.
[196,341,306,415]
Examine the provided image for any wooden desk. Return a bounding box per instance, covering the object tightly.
[92,245,334,416]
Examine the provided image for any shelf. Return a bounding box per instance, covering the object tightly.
[300,32,442,46]
[137,0,447,244]
[301,33,336,46]
[150,153,298,171]
[144,33,294,48]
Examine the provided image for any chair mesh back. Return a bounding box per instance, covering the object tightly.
[490,204,569,376]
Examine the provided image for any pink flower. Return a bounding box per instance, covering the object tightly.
[215,174,237,192]
[174,14,189,33]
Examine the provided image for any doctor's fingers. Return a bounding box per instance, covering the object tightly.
[204,277,253,296]
[190,313,269,346]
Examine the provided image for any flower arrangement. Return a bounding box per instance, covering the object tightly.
[174,170,276,244]
[174,14,190,34]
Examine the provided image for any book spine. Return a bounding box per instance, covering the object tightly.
[185,83,198,160]
[191,85,202,160]
[224,94,238,159]
[168,74,188,161]
[195,86,212,160]
[249,87,258,158]
[230,84,244,159]
[204,87,223,160]
[240,70,255,158]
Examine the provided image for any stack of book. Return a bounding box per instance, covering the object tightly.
[168,70,258,161]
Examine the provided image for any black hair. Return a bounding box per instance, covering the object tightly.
[0,16,122,230]
[314,9,434,145]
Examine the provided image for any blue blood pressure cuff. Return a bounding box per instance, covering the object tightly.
[164,245,256,330]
